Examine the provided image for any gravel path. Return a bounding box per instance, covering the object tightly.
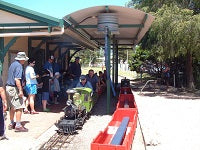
[134,90,200,150]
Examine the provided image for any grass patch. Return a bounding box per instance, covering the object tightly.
[82,67,137,79]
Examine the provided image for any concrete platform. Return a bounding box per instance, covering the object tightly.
[0,102,64,150]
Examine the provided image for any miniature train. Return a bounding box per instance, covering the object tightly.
[55,87,98,134]
[91,78,138,150]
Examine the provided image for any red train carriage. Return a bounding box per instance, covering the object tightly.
[91,78,138,150]
[91,109,138,150]
[117,88,137,109]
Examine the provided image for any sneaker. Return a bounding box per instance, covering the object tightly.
[8,123,16,130]
[0,135,8,140]
[24,110,30,114]
[47,102,51,105]
[15,126,28,132]
[43,108,50,112]
[31,111,39,115]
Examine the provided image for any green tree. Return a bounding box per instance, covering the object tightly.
[129,46,153,73]
[76,49,102,66]
[118,47,134,63]
[147,5,200,89]
[126,0,200,89]
[127,0,200,14]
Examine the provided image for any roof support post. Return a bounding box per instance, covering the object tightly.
[46,42,49,60]
[58,48,67,70]
[66,48,70,70]
[28,37,32,57]
[115,40,119,88]
[112,35,116,87]
[105,27,111,114]
[0,36,4,75]
[31,39,46,57]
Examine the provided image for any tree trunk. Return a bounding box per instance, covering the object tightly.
[186,51,195,90]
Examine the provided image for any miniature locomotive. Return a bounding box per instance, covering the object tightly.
[55,87,95,134]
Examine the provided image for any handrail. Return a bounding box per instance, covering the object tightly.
[140,80,156,94]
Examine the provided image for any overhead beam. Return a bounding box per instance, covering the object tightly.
[52,45,59,53]
[91,37,136,41]
[63,19,98,50]
[62,34,97,50]
[75,24,144,29]
[117,48,134,50]
[0,23,48,27]
[29,37,58,40]
[65,16,92,41]
[69,49,81,60]
[66,16,96,42]
[134,14,148,41]
[47,41,73,45]
[101,44,135,46]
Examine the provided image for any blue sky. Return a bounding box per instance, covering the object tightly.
[3,0,129,18]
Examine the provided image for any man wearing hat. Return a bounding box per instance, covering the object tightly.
[6,52,29,132]
[69,57,81,88]
[76,75,93,90]
[44,55,54,77]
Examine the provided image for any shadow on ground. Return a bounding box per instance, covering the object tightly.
[130,77,200,100]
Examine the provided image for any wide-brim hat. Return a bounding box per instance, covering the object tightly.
[15,52,29,61]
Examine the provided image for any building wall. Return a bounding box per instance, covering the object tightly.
[1,37,67,83]
[2,37,28,82]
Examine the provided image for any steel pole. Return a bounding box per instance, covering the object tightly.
[115,41,119,88]
[105,27,111,114]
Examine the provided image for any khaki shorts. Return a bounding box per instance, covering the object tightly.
[6,86,25,110]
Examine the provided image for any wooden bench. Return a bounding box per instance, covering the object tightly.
[110,117,130,145]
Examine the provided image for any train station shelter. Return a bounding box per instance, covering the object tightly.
[0,1,154,113]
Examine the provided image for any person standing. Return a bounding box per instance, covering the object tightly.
[69,57,81,88]
[44,55,54,77]
[86,69,99,92]
[39,69,52,112]
[53,72,61,104]
[24,58,39,114]
[163,63,170,88]
[0,76,7,140]
[6,52,29,132]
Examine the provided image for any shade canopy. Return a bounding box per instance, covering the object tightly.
[63,5,154,48]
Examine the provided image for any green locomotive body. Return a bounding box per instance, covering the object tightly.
[73,87,94,113]
[55,87,98,134]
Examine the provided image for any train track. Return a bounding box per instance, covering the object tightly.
[39,132,75,150]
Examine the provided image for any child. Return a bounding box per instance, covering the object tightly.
[38,69,52,112]
[53,72,61,104]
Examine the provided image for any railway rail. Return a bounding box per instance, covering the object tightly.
[39,132,75,150]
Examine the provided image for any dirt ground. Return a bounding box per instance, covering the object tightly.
[131,79,200,150]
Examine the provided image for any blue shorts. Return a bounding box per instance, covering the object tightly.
[42,92,49,101]
[25,84,37,95]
